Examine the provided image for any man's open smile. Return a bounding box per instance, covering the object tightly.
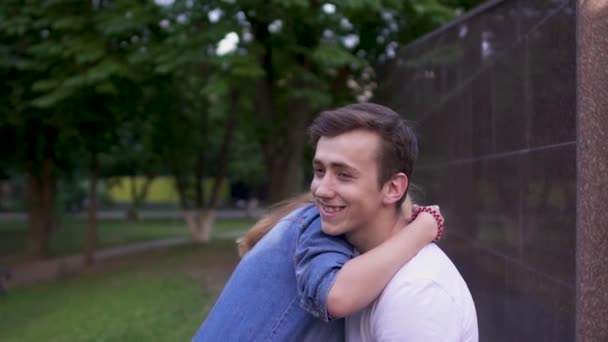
[319,203,346,216]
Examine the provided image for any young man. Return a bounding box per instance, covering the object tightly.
[192,102,459,341]
[308,103,478,341]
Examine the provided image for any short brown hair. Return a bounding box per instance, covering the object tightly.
[308,102,418,206]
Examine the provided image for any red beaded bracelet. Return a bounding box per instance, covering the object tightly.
[408,206,445,241]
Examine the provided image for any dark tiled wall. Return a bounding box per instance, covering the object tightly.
[375,1,576,340]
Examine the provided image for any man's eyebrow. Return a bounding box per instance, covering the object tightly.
[314,159,360,174]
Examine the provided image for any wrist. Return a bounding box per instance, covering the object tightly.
[409,207,444,241]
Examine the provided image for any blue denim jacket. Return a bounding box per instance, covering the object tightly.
[192,204,354,341]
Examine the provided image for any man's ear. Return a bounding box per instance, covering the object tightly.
[383,173,408,206]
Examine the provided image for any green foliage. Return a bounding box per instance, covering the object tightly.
[312,44,364,68]
[0,0,488,212]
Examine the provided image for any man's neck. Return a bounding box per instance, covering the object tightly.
[347,208,407,253]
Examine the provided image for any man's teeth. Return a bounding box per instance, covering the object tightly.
[323,206,342,213]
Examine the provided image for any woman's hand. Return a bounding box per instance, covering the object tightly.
[409,205,445,241]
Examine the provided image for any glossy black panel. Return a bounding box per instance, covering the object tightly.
[376,1,576,340]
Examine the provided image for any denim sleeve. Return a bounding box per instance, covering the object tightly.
[294,215,354,322]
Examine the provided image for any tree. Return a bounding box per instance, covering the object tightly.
[217,0,479,201]
[0,0,162,260]
[0,0,489,257]
[128,0,259,241]
[1,0,73,259]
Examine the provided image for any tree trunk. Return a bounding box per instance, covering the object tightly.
[171,166,213,243]
[84,154,99,267]
[262,123,308,202]
[125,206,139,222]
[195,108,209,209]
[262,95,311,203]
[25,157,55,260]
[209,90,239,209]
[188,91,241,241]
[170,166,199,242]
[267,154,304,203]
[173,170,189,212]
[47,177,57,234]
[184,209,216,243]
[125,175,154,222]
[126,174,138,222]
[126,174,138,221]
[252,28,314,203]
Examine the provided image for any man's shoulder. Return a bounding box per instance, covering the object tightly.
[370,244,471,317]
[367,246,478,342]
[381,243,464,296]
[395,243,453,275]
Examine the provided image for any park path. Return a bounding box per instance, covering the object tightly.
[2,230,245,289]
[0,209,262,221]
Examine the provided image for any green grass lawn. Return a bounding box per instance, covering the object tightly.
[0,240,240,341]
[0,217,256,259]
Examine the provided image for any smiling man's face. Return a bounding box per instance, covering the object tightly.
[310,129,386,240]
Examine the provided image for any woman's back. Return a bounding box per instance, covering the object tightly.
[192,204,353,341]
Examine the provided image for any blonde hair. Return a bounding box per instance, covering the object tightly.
[237,193,414,257]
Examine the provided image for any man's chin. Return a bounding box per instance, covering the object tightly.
[321,222,342,236]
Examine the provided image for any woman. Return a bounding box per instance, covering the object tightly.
[192,192,443,341]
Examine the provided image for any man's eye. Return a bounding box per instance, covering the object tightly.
[314,169,325,176]
[338,173,352,179]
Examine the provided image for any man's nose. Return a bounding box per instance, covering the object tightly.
[314,175,335,199]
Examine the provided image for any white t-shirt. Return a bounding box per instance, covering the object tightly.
[345,243,478,342]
